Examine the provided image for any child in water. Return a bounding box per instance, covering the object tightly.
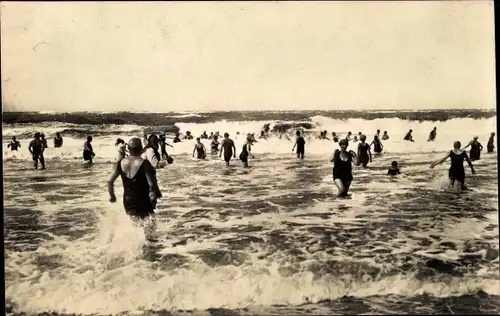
[388,161,400,175]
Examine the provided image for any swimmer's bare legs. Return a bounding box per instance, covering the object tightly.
[334,179,351,197]
[39,155,46,170]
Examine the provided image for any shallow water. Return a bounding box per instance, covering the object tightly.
[4,148,500,315]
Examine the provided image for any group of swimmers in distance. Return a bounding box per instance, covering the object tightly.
[6,127,497,226]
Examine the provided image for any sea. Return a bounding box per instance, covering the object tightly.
[3,109,500,315]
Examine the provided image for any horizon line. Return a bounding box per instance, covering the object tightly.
[2,108,497,114]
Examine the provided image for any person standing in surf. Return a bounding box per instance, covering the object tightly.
[193,137,207,159]
[330,139,359,198]
[331,132,339,142]
[428,127,437,142]
[292,130,306,159]
[430,141,475,190]
[404,129,414,142]
[53,133,63,148]
[240,134,255,168]
[173,133,182,143]
[357,135,372,168]
[370,135,383,154]
[219,133,236,166]
[7,136,21,151]
[382,131,389,140]
[142,134,166,169]
[388,161,401,175]
[28,133,45,170]
[461,136,483,161]
[108,137,161,231]
[211,135,220,154]
[83,136,96,164]
[40,134,48,149]
[487,132,495,153]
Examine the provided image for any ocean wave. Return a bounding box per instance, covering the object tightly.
[3,109,496,126]
[3,116,496,162]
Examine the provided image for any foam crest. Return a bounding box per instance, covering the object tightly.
[2,117,497,162]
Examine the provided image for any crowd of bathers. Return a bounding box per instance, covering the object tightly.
[6,126,497,220]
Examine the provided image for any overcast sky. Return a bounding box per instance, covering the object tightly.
[1,1,495,112]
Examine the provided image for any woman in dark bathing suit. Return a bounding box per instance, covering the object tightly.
[108,138,161,223]
[430,141,475,190]
[330,139,359,198]
[357,135,372,168]
[211,136,220,154]
[462,136,483,161]
[370,135,383,154]
[83,136,95,164]
[487,132,495,153]
[193,138,207,159]
[239,135,255,168]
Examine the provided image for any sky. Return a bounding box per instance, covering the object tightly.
[1,1,496,112]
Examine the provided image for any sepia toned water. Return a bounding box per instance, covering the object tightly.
[3,112,500,315]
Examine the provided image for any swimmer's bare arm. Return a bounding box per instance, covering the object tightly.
[28,141,34,154]
[107,164,120,202]
[144,161,161,203]
[232,141,236,157]
[329,150,338,162]
[464,153,475,174]
[349,150,359,166]
[292,140,297,152]
[461,142,472,150]
[368,146,372,162]
[166,142,173,148]
[192,145,196,157]
[430,152,450,169]
[219,140,225,157]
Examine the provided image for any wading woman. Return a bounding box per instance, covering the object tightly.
[430,141,475,190]
[330,139,359,198]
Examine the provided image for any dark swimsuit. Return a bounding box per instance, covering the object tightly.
[358,143,370,167]
[211,141,219,153]
[333,149,353,183]
[373,140,382,154]
[449,150,466,184]
[296,136,305,158]
[31,140,43,161]
[83,142,94,161]
[160,142,168,159]
[469,142,481,161]
[9,141,20,151]
[54,137,63,148]
[117,159,156,219]
[196,144,206,159]
[223,140,234,162]
[388,168,400,175]
[487,137,494,153]
[429,131,436,141]
[240,143,249,162]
